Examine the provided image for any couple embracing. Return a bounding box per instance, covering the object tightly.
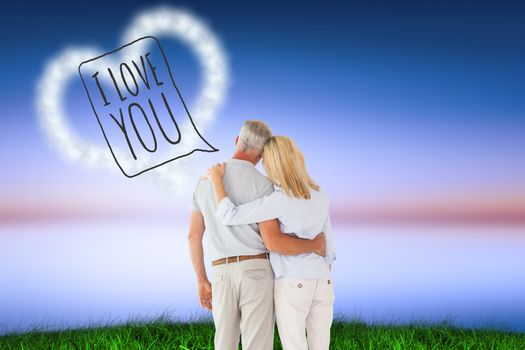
[188,120,336,350]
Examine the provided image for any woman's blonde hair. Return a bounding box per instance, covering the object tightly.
[262,136,320,199]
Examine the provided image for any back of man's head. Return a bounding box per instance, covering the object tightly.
[237,120,272,156]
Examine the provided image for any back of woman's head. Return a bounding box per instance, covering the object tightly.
[262,136,320,199]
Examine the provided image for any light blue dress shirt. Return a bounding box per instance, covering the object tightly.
[216,187,336,280]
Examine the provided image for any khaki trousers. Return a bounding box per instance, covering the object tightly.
[274,277,335,350]
[211,258,275,350]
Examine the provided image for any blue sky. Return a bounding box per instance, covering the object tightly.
[0,0,524,335]
[0,0,523,223]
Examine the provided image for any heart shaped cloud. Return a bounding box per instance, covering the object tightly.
[35,6,230,192]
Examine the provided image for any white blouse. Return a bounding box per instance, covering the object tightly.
[216,187,336,280]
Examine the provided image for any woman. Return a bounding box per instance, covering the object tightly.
[207,136,336,350]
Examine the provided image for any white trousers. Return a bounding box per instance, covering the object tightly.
[274,277,335,350]
[211,258,275,350]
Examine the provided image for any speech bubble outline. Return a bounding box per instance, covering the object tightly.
[79,35,218,178]
[35,6,230,191]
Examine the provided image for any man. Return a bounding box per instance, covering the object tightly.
[188,120,325,350]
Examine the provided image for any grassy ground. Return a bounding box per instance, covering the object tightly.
[0,316,523,350]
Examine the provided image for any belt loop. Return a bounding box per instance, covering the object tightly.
[235,256,240,262]
[225,257,229,265]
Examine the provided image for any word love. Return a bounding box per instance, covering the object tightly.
[92,52,164,107]
[79,36,217,178]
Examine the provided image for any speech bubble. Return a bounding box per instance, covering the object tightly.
[35,7,230,191]
[79,36,217,178]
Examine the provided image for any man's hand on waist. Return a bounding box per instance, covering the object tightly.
[313,232,326,257]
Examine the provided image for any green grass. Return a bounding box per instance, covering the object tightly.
[0,314,523,350]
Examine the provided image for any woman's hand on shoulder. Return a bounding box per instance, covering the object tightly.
[207,162,226,181]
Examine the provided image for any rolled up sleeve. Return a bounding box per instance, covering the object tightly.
[323,215,336,265]
[216,197,238,223]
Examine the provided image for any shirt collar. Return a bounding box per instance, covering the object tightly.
[228,158,256,167]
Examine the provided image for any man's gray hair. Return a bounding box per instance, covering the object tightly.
[238,120,272,153]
